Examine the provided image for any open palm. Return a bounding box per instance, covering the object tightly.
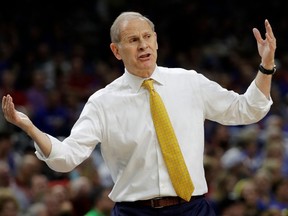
[2,95,33,131]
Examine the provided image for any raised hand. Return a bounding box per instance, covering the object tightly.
[252,19,276,68]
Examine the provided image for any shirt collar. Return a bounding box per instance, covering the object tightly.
[123,66,164,92]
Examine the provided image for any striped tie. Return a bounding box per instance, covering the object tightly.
[143,79,194,201]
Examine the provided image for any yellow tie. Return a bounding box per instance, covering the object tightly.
[142,79,194,201]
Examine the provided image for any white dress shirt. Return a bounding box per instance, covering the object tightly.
[35,66,272,202]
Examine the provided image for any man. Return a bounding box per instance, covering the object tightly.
[2,11,276,215]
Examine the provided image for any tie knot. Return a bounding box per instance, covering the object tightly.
[142,79,154,93]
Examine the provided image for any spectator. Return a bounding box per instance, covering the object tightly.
[0,131,21,177]
[10,154,42,213]
[69,176,93,216]
[85,186,114,216]
[268,178,288,211]
[30,174,49,204]
[24,202,49,216]
[25,69,48,117]
[253,169,273,210]
[233,178,266,215]
[0,188,20,216]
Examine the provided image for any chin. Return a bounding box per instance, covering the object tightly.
[140,69,154,78]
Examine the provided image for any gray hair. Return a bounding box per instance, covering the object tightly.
[110,11,155,43]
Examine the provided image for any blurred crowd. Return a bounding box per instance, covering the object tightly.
[1,0,288,215]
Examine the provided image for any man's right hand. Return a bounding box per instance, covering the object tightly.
[2,94,33,132]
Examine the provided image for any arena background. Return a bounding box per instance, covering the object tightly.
[0,1,288,215]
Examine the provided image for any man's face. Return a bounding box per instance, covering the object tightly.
[110,18,158,78]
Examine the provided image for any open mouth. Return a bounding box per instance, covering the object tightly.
[139,53,150,59]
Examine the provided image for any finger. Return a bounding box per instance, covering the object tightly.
[252,28,264,43]
[7,95,15,112]
[6,96,15,119]
[265,19,275,39]
[2,96,6,110]
[2,95,10,113]
[265,33,277,50]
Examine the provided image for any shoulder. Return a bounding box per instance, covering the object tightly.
[156,66,216,90]
[88,75,126,103]
[158,66,198,76]
[157,66,205,82]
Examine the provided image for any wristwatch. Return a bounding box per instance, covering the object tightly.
[258,64,276,75]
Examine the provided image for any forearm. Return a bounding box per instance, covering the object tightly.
[254,71,272,99]
[26,124,52,157]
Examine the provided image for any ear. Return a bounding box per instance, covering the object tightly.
[155,32,158,50]
[110,43,122,60]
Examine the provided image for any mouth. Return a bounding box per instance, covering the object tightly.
[139,53,151,60]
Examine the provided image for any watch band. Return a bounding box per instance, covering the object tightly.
[258,64,276,75]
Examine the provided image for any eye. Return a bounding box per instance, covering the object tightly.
[129,37,138,43]
[144,34,151,39]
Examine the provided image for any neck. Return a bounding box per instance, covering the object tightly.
[126,65,156,78]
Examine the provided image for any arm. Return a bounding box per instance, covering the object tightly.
[2,94,51,157]
[253,19,276,98]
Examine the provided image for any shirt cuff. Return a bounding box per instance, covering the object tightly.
[34,134,63,161]
[245,80,273,109]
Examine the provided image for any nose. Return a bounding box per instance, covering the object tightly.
[139,38,148,50]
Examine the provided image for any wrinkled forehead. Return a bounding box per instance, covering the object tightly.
[120,17,152,31]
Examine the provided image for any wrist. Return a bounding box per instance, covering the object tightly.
[258,64,276,75]
[261,60,275,69]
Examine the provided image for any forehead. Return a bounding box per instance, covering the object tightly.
[120,18,153,36]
